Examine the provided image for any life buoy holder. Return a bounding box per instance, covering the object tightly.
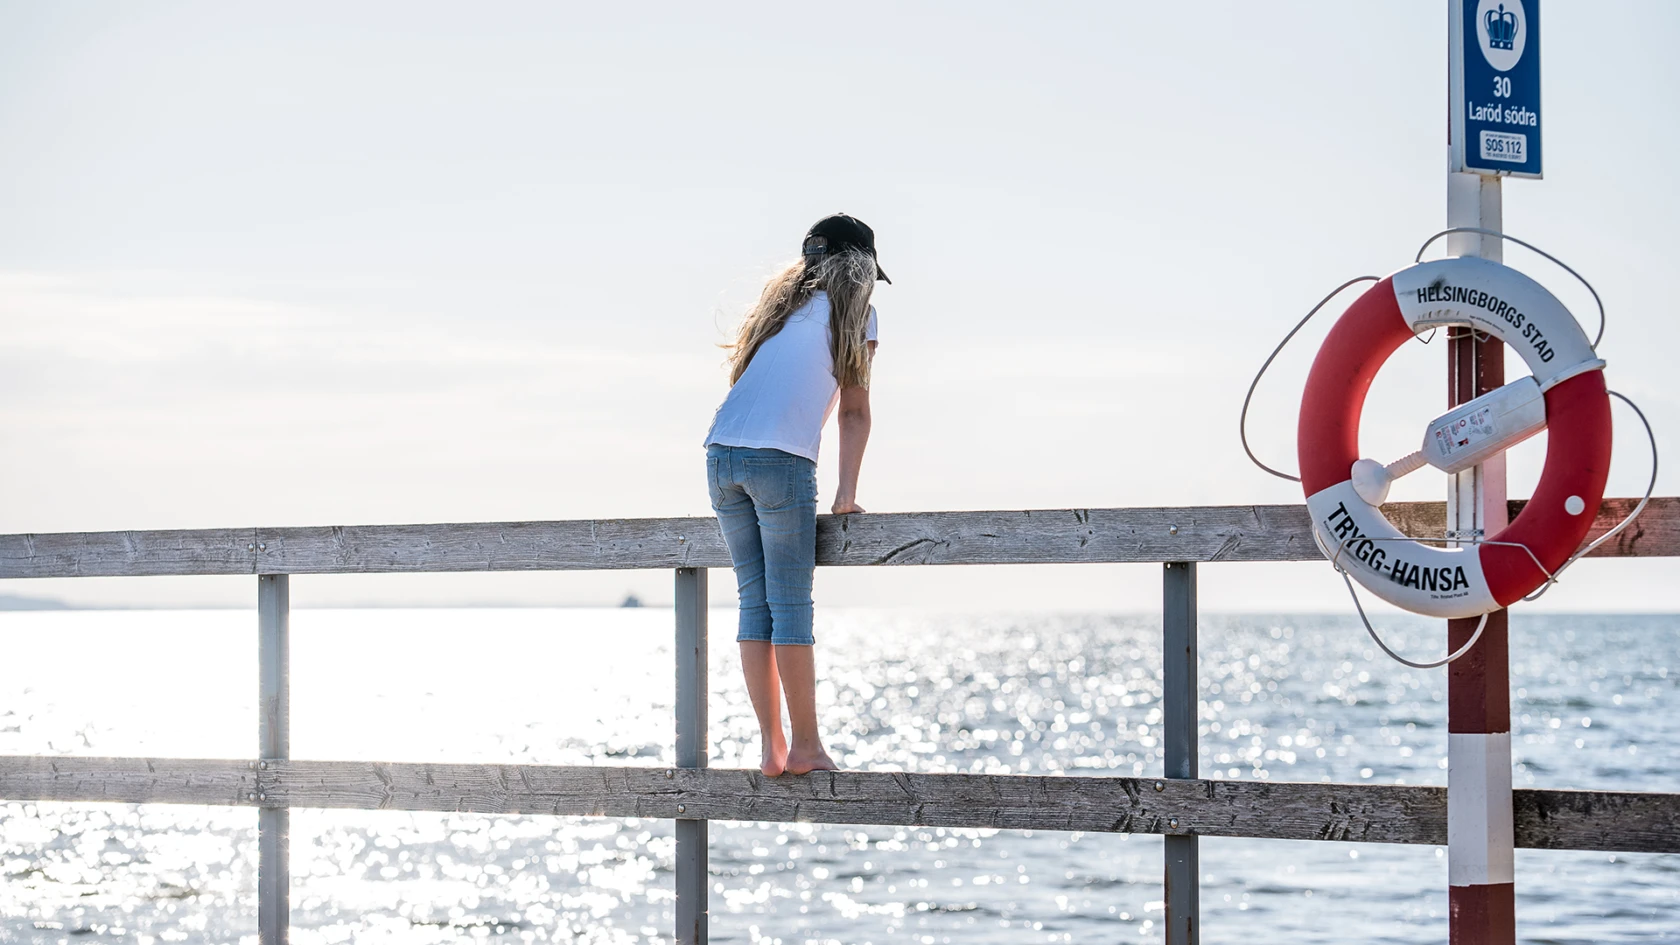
[1297,256,1611,619]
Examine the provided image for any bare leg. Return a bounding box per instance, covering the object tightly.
[739,642,788,776]
[776,644,837,774]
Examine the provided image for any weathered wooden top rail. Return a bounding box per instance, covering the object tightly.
[1,497,1673,579]
[4,757,1674,854]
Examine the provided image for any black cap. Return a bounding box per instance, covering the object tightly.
[802,213,890,283]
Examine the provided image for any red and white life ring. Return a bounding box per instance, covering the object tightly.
[1297,256,1611,619]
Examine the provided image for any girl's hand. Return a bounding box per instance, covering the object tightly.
[831,497,866,515]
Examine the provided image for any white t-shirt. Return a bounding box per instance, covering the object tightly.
[704,290,878,463]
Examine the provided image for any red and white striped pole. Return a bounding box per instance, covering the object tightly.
[1444,168,1517,940]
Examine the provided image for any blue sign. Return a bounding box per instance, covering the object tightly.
[1456,0,1541,177]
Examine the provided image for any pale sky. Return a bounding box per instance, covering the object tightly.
[2,2,1676,612]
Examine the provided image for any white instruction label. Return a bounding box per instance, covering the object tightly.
[1479,130,1527,163]
[1432,407,1499,460]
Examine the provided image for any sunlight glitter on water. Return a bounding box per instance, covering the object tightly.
[1,608,1676,943]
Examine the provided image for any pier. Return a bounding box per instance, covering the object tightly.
[3,496,1678,944]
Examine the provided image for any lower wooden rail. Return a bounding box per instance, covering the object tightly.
[2,756,1675,855]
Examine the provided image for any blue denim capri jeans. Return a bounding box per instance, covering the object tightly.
[706,444,817,646]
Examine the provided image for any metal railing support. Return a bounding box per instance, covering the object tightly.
[674,568,709,945]
[1163,561,1199,945]
[257,573,290,945]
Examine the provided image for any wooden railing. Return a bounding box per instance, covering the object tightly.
[2,497,1677,945]
[4,497,1672,577]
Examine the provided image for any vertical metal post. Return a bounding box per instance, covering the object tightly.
[1447,4,1519,939]
[257,574,289,945]
[1162,561,1199,945]
[674,568,709,945]
[1445,168,1516,943]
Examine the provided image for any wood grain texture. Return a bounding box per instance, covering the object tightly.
[0,498,1673,578]
[821,506,1315,566]
[1563,497,1680,559]
[253,519,730,574]
[0,756,255,806]
[259,762,1449,844]
[2,757,1674,853]
[1368,497,1671,558]
[1514,787,1680,853]
[0,528,256,578]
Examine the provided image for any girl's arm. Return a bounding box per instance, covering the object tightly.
[831,341,877,514]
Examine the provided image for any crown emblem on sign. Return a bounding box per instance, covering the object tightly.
[1484,4,1518,50]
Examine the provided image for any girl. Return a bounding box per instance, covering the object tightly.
[704,213,887,777]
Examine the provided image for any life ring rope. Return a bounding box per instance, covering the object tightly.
[1414,226,1606,348]
[1327,535,1555,584]
[1296,257,1609,617]
[1315,387,1658,612]
[1243,231,1612,490]
[1243,233,1659,662]
[1519,389,1657,602]
[1238,238,1662,662]
[1238,275,1379,483]
[1325,387,1656,669]
[1340,570,1490,670]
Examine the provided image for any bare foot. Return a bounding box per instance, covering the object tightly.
[782,745,838,775]
[760,730,789,777]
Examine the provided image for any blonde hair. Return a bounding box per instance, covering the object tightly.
[727,250,878,389]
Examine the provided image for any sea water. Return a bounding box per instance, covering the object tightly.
[0,608,1675,944]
